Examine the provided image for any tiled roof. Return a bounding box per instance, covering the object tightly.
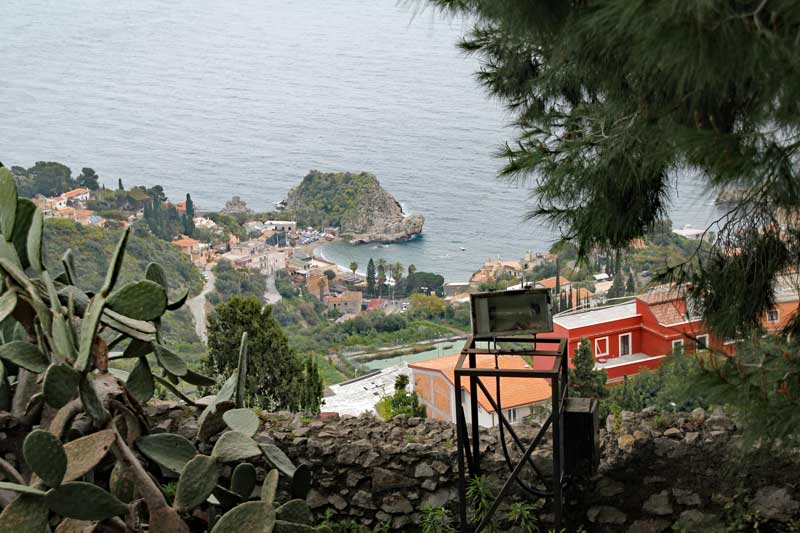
[366,299,387,310]
[328,291,362,303]
[648,302,686,325]
[62,188,90,198]
[172,237,200,247]
[410,353,551,412]
[637,284,684,304]
[537,276,571,290]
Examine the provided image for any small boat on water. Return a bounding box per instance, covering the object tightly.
[460,247,466,251]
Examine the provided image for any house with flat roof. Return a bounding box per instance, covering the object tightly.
[533,285,707,382]
[409,353,552,428]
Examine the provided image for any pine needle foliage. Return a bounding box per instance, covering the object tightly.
[424,0,800,339]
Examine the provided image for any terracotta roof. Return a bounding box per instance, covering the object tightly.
[648,302,686,325]
[537,276,571,290]
[62,188,90,199]
[410,353,552,412]
[366,299,387,310]
[175,202,187,212]
[172,237,200,247]
[327,291,362,304]
[637,284,684,305]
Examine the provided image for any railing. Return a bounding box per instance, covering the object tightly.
[454,336,569,532]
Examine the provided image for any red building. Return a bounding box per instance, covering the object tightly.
[535,285,720,383]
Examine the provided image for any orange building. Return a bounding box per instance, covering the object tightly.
[409,354,552,428]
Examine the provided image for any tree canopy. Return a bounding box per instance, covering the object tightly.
[207,295,321,412]
[427,0,800,338]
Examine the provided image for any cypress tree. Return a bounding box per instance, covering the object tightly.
[366,258,376,297]
[569,338,608,399]
[626,272,636,295]
[117,178,124,191]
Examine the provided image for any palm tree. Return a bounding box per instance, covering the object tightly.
[349,261,358,276]
[390,262,403,300]
[377,260,387,299]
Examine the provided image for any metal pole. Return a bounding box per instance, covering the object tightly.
[551,355,563,527]
[468,350,480,476]
[455,369,470,532]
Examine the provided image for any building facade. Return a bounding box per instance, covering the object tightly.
[409,354,551,428]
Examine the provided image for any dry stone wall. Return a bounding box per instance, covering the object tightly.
[147,402,800,531]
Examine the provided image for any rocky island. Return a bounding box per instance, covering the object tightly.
[284,170,424,244]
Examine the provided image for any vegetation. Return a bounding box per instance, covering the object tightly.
[431,0,800,440]
[43,218,206,359]
[43,218,202,295]
[375,374,426,420]
[407,293,447,320]
[285,170,382,229]
[0,169,316,531]
[569,338,608,400]
[601,352,709,420]
[11,161,84,197]
[209,260,267,304]
[431,0,800,334]
[206,295,322,412]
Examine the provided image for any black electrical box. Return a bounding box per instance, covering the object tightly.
[563,397,600,478]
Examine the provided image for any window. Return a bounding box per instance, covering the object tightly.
[672,339,684,353]
[506,408,518,424]
[594,337,609,356]
[767,308,780,322]
[619,333,632,357]
[696,334,709,350]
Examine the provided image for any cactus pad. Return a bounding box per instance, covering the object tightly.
[273,521,315,533]
[222,408,260,437]
[276,500,313,525]
[43,364,80,408]
[211,431,261,463]
[230,462,257,499]
[198,400,236,441]
[174,455,220,512]
[105,280,167,321]
[290,464,311,500]
[259,443,296,477]
[23,430,67,487]
[109,462,137,503]
[45,482,129,521]
[0,341,49,373]
[0,494,49,531]
[211,501,275,533]
[126,356,155,404]
[153,344,188,377]
[136,433,197,473]
[260,469,279,505]
[63,429,115,482]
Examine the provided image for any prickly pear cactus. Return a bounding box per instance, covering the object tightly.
[0,169,319,532]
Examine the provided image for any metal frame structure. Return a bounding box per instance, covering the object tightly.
[454,336,569,532]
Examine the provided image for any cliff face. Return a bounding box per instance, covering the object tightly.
[284,171,424,244]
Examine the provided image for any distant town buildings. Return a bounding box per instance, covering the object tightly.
[326,290,363,316]
[222,240,287,273]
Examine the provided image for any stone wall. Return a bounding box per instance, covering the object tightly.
[151,402,800,531]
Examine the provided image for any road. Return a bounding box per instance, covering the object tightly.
[187,267,215,343]
[263,271,282,306]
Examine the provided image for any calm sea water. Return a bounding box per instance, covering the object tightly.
[0,0,720,280]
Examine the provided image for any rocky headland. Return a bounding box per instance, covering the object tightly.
[284,171,424,244]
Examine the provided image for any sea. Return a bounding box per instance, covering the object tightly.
[0,0,722,281]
